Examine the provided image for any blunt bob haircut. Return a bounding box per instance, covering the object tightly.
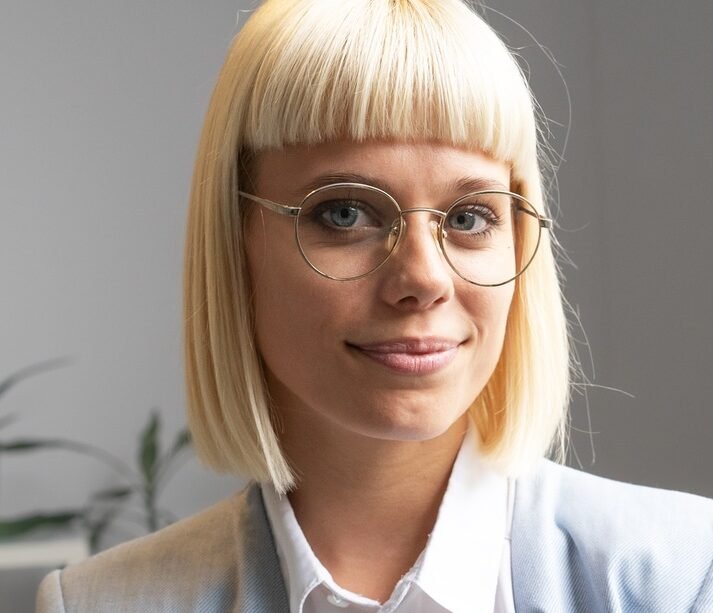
[184,0,571,495]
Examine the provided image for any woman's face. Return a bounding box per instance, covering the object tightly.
[245,140,514,442]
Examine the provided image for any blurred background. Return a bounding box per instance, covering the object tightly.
[1,0,712,609]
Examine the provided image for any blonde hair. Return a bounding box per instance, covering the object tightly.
[183,0,571,494]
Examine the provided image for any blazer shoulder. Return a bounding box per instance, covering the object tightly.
[526,457,713,523]
[511,459,713,611]
[36,484,259,613]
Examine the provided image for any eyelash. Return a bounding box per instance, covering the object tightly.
[446,204,504,234]
[306,199,508,238]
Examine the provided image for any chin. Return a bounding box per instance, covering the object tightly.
[346,406,464,443]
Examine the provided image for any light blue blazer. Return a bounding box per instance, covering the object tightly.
[36,459,713,612]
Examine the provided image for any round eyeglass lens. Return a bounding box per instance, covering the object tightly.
[295,184,401,280]
[439,191,542,286]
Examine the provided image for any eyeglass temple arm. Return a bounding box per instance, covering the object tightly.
[516,204,553,230]
[238,191,300,217]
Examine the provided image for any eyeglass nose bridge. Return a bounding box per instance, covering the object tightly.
[386,206,449,256]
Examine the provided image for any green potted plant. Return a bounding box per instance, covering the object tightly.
[0,359,192,555]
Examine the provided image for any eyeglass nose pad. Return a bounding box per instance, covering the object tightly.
[387,220,400,251]
[386,217,444,253]
[430,219,442,241]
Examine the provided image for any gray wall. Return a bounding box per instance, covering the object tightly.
[0,1,244,527]
[489,0,713,496]
[1,0,711,543]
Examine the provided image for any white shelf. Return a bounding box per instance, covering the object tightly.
[0,534,89,569]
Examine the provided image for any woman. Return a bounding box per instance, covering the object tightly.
[37,0,713,611]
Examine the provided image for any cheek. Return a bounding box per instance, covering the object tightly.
[462,278,514,323]
[455,285,515,410]
[461,282,515,357]
[248,236,300,360]
[245,218,348,372]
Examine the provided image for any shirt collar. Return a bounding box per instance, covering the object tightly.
[261,476,329,613]
[261,422,509,613]
[414,423,509,612]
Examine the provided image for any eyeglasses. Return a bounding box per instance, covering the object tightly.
[238,182,552,287]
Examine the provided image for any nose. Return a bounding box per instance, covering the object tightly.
[377,210,455,311]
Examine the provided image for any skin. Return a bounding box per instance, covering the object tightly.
[245,140,514,602]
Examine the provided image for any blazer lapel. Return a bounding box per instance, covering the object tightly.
[232,482,290,613]
[509,459,578,612]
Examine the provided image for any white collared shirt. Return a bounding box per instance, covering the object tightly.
[261,425,516,613]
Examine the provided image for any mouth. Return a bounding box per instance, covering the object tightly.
[346,337,463,375]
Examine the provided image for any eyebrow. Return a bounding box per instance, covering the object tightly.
[290,172,510,200]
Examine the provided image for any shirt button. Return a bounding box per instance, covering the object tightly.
[326,592,350,608]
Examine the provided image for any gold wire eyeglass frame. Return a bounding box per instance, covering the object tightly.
[238,182,553,287]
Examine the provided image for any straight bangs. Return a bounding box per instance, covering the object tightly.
[240,0,538,174]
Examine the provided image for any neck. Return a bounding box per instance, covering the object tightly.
[279,409,469,601]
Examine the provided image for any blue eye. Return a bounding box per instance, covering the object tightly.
[314,199,380,230]
[447,208,488,233]
[326,204,361,228]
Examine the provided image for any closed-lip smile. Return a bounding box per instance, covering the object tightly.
[347,337,463,375]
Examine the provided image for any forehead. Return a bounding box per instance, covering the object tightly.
[252,140,511,201]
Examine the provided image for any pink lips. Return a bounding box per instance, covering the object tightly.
[348,337,461,375]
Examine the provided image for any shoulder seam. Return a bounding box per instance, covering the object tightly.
[58,569,68,613]
[48,568,68,613]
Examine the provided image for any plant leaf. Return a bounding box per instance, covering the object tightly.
[0,437,138,486]
[168,429,191,458]
[159,429,191,471]
[0,438,68,453]
[0,512,82,539]
[0,357,73,402]
[85,506,123,554]
[90,487,133,503]
[139,411,160,485]
[155,428,191,484]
